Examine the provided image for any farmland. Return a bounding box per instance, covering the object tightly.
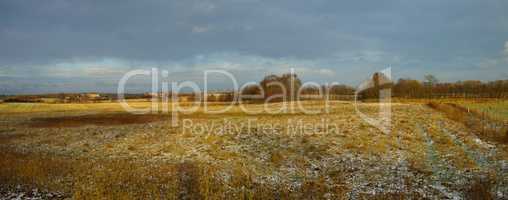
[458,100,508,121]
[0,101,507,199]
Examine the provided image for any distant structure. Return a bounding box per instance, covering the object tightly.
[58,93,104,103]
[3,93,105,103]
[204,91,234,102]
[142,91,235,102]
[84,93,101,99]
[144,92,160,98]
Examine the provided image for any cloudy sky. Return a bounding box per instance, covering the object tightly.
[0,0,507,94]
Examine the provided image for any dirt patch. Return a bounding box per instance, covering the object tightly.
[0,132,25,144]
[28,113,169,128]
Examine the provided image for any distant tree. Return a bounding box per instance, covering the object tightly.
[359,72,393,100]
[391,78,508,98]
[394,79,424,98]
[300,85,321,95]
[424,74,439,86]
[327,84,355,95]
[241,84,261,95]
[260,73,302,101]
[221,92,234,102]
[423,74,439,98]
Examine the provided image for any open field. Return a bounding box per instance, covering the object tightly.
[457,100,508,121]
[405,99,508,122]
[0,101,507,199]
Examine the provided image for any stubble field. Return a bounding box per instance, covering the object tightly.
[0,101,507,199]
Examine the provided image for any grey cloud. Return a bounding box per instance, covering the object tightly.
[0,0,507,93]
[504,41,508,56]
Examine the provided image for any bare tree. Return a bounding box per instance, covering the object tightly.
[260,73,302,101]
[424,74,439,98]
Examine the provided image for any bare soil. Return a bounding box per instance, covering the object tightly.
[28,113,169,128]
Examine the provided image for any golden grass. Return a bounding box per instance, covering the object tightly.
[1,101,505,198]
[464,176,495,200]
[428,102,508,144]
[459,100,508,121]
[0,148,356,199]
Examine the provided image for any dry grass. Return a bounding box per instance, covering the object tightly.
[0,148,354,199]
[457,100,508,121]
[0,101,506,198]
[465,176,495,200]
[0,149,235,199]
[428,102,508,144]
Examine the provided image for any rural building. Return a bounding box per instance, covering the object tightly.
[84,93,101,99]
[205,91,234,102]
[144,92,160,98]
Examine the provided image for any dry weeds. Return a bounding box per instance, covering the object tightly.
[0,101,507,199]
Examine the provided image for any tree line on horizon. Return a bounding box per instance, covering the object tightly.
[3,73,508,103]
[362,73,508,99]
[242,73,508,100]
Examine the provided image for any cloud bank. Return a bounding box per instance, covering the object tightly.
[0,0,507,93]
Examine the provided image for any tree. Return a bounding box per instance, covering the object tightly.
[260,73,302,101]
[423,74,439,98]
[359,72,393,100]
[424,74,439,86]
[241,84,261,95]
[394,79,424,98]
[327,84,355,95]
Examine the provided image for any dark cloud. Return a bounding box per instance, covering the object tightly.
[0,0,507,93]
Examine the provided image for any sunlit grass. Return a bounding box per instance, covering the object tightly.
[0,100,506,198]
[458,100,508,121]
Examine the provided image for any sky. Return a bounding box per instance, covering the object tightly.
[0,0,507,94]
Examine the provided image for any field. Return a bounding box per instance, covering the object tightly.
[0,101,507,199]
[458,100,508,121]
